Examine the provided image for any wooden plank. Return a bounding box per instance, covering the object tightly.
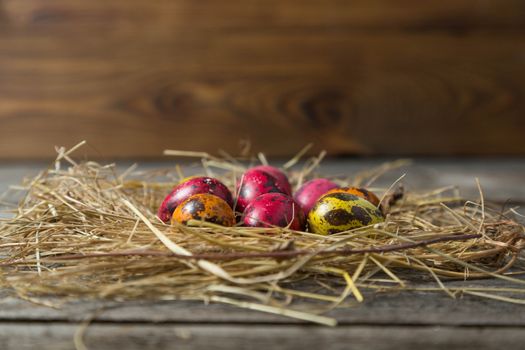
[316,159,525,202]
[0,1,524,158]
[2,159,525,202]
[0,160,524,326]
[2,0,524,32]
[1,279,525,326]
[0,323,524,350]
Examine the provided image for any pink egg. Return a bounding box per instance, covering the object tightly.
[294,178,339,214]
[242,193,305,230]
[157,177,233,222]
[235,168,289,213]
[250,165,292,195]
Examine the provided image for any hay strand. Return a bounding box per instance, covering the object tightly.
[0,143,524,325]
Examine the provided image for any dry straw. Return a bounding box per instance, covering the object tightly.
[0,142,524,326]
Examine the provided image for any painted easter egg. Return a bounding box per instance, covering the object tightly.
[325,187,381,207]
[242,193,305,231]
[171,193,235,226]
[250,165,292,195]
[308,192,384,235]
[294,178,339,214]
[235,169,288,213]
[157,177,233,222]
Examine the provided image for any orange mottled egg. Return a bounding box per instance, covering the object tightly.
[325,187,381,207]
[171,193,235,227]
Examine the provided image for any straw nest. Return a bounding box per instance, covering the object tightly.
[0,142,524,326]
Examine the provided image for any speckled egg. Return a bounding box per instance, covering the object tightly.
[242,193,305,230]
[171,193,235,226]
[250,165,292,195]
[294,178,339,214]
[308,192,384,235]
[325,187,381,207]
[157,177,233,222]
[235,169,289,213]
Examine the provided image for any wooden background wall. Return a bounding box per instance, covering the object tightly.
[0,0,524,159]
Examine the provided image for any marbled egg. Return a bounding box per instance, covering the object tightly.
[308,192,384,235]
[242,193,305,230]
[250,165,292,195]
[235,169,289,213]
[171,193,235,226]
[157,177,233,222]
[325,186,381,207]
[294,178,339,214]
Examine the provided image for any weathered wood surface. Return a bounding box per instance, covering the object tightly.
[0,159,524,349]
[2,158,525,201]
[1,1,525,158]
[1,279,525,326]
[2,324,525,350]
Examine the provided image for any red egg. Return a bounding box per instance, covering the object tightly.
[235,169,289,213]
[250,165,292,195]
[157,177,233,222]
[294,178,339,214]
[242,193,305,230]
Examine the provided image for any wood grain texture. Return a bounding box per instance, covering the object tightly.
[1,323,525,350]
[0,160,524,347]
[2,159,525,202]
[1,279,525,326]
[1,1,525,158]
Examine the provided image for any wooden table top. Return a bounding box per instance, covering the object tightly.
[0,158,524,350]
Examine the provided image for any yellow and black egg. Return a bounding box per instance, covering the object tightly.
[307,192,384,235]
